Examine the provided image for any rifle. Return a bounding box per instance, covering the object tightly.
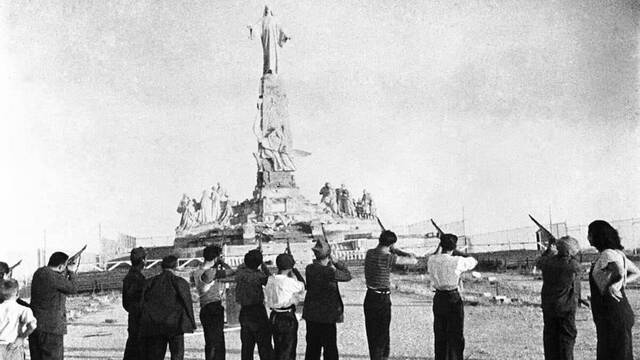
[430,219,444,255]
[319,223,334,262]
[67,245,87,273]
[8,260,22,278]
[376,216,386,231]
[528,214,556,247]
[285,240,292,256]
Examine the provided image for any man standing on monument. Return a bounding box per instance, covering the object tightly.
[319,183,337,214]
[248,5,290,75]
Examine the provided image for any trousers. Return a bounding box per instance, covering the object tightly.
[28,330,64,360]
[143,334,184,360]
[123,316,142,360]
[433,290,464,360]
[304,321,338,360]
[363,290,391,360]
[270,307,298,360]
[542,311,576,360]
[201,301,226,360]
[239,304,273,360]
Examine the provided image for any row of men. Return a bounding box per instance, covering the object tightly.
[319,183,376,219]
[0,220,638,360]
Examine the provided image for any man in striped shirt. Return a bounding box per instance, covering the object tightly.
[427,233,477,360]
[364,230,417,360]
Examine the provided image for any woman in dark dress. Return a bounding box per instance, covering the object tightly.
[588,220,640,360]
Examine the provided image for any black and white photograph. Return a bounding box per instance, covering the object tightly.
[1,0,639,359]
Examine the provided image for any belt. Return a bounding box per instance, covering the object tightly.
[271,305,295,313]
[435,288,459,293]
[367,287,391,295]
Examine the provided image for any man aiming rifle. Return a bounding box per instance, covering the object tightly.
[364,219,417,360]
[29,247,82,360]
[530,214,588,360]
[264,243,306,360]
[427,220,477,360]
[303,224,352,360]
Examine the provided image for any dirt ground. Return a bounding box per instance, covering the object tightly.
[25,272,640,360]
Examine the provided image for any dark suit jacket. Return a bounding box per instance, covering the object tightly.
[30,267,78,335]
[139,270,196,337]
[122,267,146,332]
[302,260,351,324]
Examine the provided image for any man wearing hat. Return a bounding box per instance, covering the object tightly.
[536,236,585,360]
[235,249,273,360]
[122,247,147,360]
[139,255,196,360]
[302,239,351,360]
[264,253,306,360]
[363,230,417,360]
[427,233,477,360]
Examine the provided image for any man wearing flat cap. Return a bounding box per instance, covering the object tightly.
[264,253,306,360]
[427,233,477,360]
[303,238,351,360]
[122,247,147,360]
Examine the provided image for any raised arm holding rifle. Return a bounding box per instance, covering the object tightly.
[530,214,586,360]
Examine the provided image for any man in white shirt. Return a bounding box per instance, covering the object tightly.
[264,253,306,360]
[427,233,477,360]
[193,245,234,360]
[0,279,37,360]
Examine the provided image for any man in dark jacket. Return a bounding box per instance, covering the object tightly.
[139,255,196,360]
[235,249,273,360]
[302,239,352,360]
[28,252,78,360]
[537,236,586,360]
[122,247,147,360]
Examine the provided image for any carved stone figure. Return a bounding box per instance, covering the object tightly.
[249,5,290,75]
[198,189,213,224]
[177,194,196,230]
[210,185,221,222]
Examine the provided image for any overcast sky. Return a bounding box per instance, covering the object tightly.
[1,0,638,276]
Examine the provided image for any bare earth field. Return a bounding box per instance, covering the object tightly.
[26,272,640,360]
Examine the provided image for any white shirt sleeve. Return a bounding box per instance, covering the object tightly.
[456,256,478,273]
[21,307,37,328]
